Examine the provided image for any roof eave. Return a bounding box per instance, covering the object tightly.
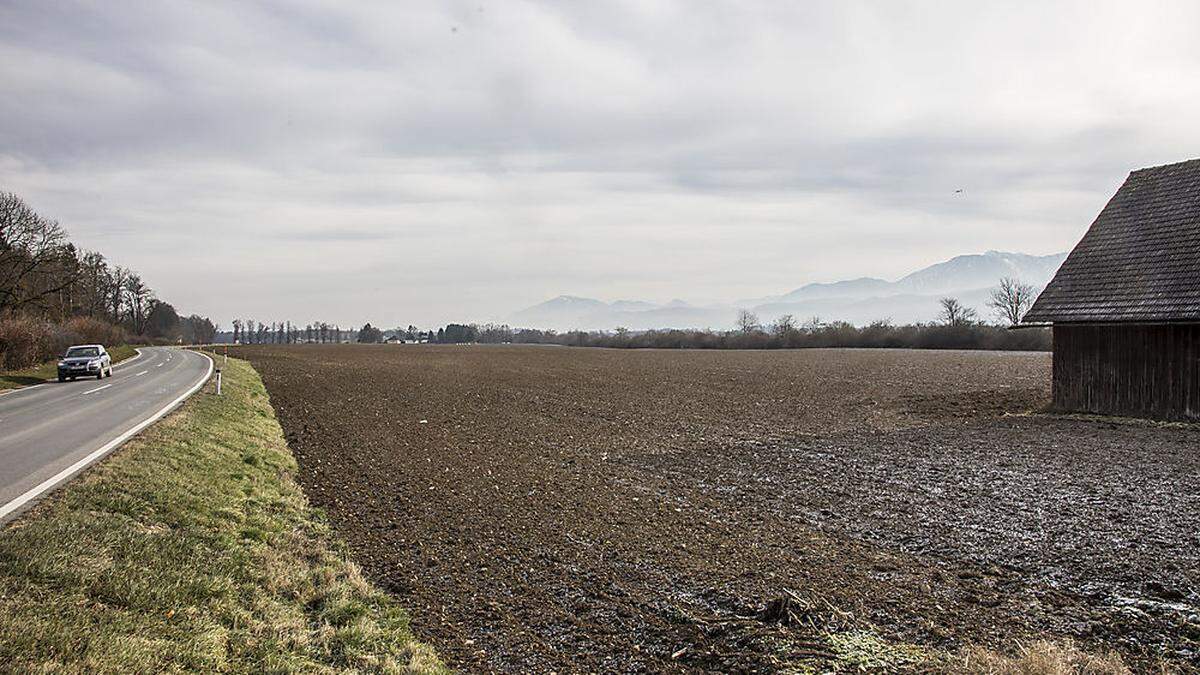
[1020,318,1200,327]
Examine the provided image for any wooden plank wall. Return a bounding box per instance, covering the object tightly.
[1052,324,1200,420]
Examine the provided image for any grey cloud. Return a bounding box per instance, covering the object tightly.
[2,1,1200,327]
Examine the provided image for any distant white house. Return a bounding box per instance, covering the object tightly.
[384,335,406,344]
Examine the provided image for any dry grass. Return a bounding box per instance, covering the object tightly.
[952,640,1135,675]
[0,354,443,673]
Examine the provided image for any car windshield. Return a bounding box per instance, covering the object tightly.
[65,347,99,358]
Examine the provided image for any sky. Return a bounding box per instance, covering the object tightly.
[3,1,1200,329]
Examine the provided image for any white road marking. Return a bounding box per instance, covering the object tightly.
[82,384,112,395]
[0,383,45,398]
[134,370,148,377]
[0,351,213,523]
[156,362,164,368]
[112,348,145,370]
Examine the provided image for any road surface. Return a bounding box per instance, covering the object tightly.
[0,347,212,523]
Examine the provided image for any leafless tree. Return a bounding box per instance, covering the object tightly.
[989,277,1036,326]
[107,266,129,324]
[123,273,150,334]
[770,314,797,337]
[939,297,978,326]
[0,191,77,313]
[76,250,110,317]
[736,309,761,333]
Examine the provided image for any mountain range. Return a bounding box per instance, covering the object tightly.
[509,250,1068,331]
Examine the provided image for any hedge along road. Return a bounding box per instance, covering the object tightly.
[0,347,212,524]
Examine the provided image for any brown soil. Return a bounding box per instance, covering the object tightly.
[236,344,1200,672]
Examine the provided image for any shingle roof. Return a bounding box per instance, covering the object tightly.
[1023,158,1200,323]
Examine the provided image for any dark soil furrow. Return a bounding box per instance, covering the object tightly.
[238,344,1199,671]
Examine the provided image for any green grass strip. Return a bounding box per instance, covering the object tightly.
[0,354,444,674]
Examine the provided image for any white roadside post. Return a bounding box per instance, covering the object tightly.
[215,368,222,395]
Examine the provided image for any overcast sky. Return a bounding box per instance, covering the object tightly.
[3,1,1199,328]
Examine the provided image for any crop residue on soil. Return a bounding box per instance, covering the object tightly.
[237,345,1199,672]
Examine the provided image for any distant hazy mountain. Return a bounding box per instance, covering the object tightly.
[609,300,658,312]
[893,250,1067,295]
[512,295,730,331]
[510,295,607,328]
[510,250,1067,331]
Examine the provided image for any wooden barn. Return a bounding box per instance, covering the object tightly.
[1023,158,1200,420]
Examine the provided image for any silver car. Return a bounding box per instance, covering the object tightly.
[57,344,113,382]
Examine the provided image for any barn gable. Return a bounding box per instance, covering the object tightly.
[1024,158,1200,324]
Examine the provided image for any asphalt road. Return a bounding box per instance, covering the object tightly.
[0,347,212,523]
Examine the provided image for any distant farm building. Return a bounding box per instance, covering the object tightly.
[1024,158,1200,420]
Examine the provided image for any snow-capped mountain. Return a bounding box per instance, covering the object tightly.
[510,250,1067,331]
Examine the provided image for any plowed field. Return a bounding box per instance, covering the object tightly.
[236,344,1200,672]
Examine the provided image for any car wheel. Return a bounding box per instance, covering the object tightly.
[70,376,76,381]
[97,371,103,380]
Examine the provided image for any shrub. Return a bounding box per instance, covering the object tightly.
[0,314,131,370]
[0,315,56,370]
[64,316,127,346]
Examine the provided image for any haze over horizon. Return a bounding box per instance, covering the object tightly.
[4,1,1200,328]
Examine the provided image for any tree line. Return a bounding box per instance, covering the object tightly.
[0,191,216,368]
[415,277,1048,351]
[230,320,348,344]
[217,278,1044,353]
[422,320,1048,351]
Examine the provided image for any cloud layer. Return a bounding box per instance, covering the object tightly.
[3,1,1200,327]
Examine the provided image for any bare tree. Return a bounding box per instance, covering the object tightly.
[107,266,129,324]
[770,314,796,337]
[938,297,977,326]
[736,309,761,333]
[123,273,150,334]
[0,191,77,313]
[76,250,110,317]
[180,314,217,344]
[989,277,1036,326]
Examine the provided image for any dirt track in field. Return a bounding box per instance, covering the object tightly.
[237,345,1200,672]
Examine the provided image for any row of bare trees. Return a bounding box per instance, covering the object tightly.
[0,191,215,342]
[474,276,1046,352]
[933,277,1038,327]
[230,320,355,344]
[729,277,1037,337]
[460,319,1049,351]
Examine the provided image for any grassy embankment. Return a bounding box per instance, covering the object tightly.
[0,344,139,391]
[0,354,443,673]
